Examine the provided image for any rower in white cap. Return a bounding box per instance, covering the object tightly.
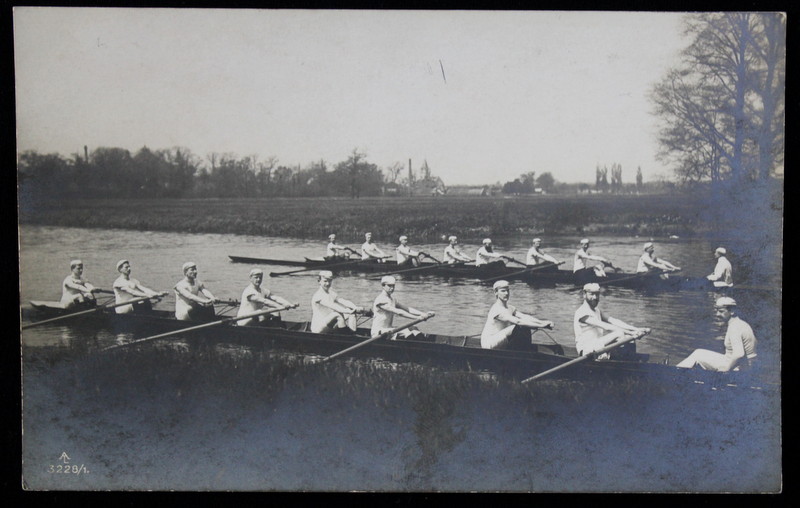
[325,234,355,260]
[236,268,297,326]
[396,235,423,267]
[361,232,388,262]
[677,297,756,371]
[475,238,507,267]
[526,238,560,267]
[310,270,366,333]
[371,276,435,339]
[480,280,554,350]
[443,236,472,264]
[573,283,650,359]
[174,261,218,321]
[60,259,97,309]
[706,247,733,287]
[112,259,167,314]
[635,242,680,274]
[573,239,613,279]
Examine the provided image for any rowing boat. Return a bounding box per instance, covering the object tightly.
[228,255,738,291]
[22,301,775,391]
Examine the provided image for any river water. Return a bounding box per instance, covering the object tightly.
[20,224,781,363]
[18,224,783,492]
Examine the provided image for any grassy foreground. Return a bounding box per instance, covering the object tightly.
[17,187,782,243]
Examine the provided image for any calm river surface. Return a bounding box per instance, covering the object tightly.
[19,225,781,365]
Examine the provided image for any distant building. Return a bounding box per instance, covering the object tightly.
[446,185,491,196]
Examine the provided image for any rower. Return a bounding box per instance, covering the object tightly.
[361,232,388,263]
[526,238,560,269]
[636,242,680,275]
[676,297,756,372]
[236,268,296,326]
[475,238,505,267]
[112,259,167,314]
[396,235,423,267]
[61,259,98,309]
[574,283,649,359]
[371,276,435,340]
[706,247,733,287]
[326,234,353,260]
[443,235,472,264]
[573,239,612,279]
[174,261,218,321]
[310,270,366,333]
[480,280,554,350]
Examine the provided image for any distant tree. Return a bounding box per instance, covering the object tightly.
[636,166,643,192]
[385,161,404,183]
[536,172,556,193]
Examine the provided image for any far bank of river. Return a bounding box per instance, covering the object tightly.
[16,189,783,245]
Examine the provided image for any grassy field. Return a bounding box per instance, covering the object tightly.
[17,188,782,243]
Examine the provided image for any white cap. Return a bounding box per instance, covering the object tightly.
[381,276,397,285]
[116,259,129,271]
[715,247,727,255]
[399,235,408,241]
[492,280,510,290]
[70,259,83,268]
[532,238,542,243]
[583,283,601,292]
[328,234,336,240]
[643,242,654,251]
[715,296,737,307]
[448,235,457,242]
[182,261,197,273]
[249,268,263,277]
[580,239,590,245]
[482,238,492,245]
[318,270,334,279]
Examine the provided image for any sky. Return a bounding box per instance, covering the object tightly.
[13,8,688,185]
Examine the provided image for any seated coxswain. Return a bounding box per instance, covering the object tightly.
[443,235,472,264]
[236,268,296,326]
[174,261,218,322]
[371,276,435,340]
[325,234,355,260]
[676,297,756,371]
[526,238,560,269]
[361,232,388,263]
[481,280,554,350]
[310,270,367,333]
[706,247,733,288]
[396,235,424,267]
[112,259,167,314]
[573,239,612,279]
[61,259,98,309]
[636,242,680,275]
[573,283,650,359]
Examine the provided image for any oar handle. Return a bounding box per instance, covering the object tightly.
[482,261,565,283]
[92,288,115,295]
[22,295,158,330]
[322,313,435,362]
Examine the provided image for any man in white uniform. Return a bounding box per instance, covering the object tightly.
[706,247,734,287]
[573,283,649,358]
[443,236,472,264]
[636,242,681,274]
[236,268,296,326]
[310,270,365,333]
[61,260,97,308]
[112,259,167,314]
[361,232,388,262]
[475,238,506,266]
[325,234,353,259]
[677,297,756,371]
[526,238,560,267]
[573,239,611,278]
[396,235,423,266]
[481,280,554,350]
[371,276,434,339]
[174,262,218,321]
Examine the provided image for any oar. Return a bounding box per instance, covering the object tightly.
[482,261,565,283]
[22,295,159,330]
[269,257,369,277]
[420,252,442,264]
[503,256,528,267]
[521,330,648,383]
[92,288,115,295]
[102,304,297,351]
[322,313,435,362]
